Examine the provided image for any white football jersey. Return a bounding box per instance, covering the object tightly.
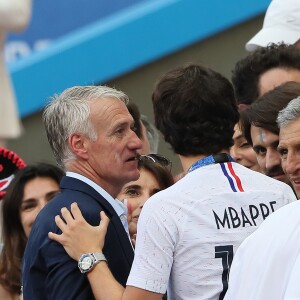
[127,162,296,300]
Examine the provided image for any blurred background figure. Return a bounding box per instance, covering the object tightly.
[246,0,300,51]
[141,115,160,154]
[0,163,64,300]
[127,102,160,155]
[118,154,174,246]
[127,103,150,154]
[0,0,32,147]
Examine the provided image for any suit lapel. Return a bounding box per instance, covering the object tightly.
[60,176,134,264]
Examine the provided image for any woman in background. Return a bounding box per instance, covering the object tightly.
[0,163,64,300]
[230,116,261,172]
[118,154,174,245]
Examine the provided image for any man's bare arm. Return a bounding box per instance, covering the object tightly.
[48,203,162,300]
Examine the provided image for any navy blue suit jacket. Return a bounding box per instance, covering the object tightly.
[22,176,134,300]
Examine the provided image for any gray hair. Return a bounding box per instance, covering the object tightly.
[43,85,129,168]
[277,96,300,129]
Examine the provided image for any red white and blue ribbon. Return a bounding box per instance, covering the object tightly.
[188,153,244,193]
[220,162,244,192]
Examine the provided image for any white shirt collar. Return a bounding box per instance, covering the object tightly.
[66,172,126,218]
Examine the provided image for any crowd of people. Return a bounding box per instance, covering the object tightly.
[0,0,300,299]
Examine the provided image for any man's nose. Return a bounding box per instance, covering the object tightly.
[128,129,143,150]
[285,152,300,176]
[265,149,281,171]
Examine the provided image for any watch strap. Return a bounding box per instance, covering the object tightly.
[93,252,107,263]
[78,252,107,274]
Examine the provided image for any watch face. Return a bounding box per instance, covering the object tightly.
[79,254,93,271]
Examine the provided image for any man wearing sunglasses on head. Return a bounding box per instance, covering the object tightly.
[49,65,296,300]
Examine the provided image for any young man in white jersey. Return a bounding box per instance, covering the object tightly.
[224,96,300,300]
[49,65,296,300]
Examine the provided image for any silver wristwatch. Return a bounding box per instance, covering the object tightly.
[78,252,107,273]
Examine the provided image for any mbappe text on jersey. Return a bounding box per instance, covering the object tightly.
[213,201,276,229]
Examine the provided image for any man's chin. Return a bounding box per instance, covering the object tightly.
[128,170,140,182]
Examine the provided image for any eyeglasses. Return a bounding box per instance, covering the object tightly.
[139,154,172,171]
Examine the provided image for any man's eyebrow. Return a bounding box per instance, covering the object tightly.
[111,120,130,131]
[114,120,128,127]
[253,145,263,152]
[280,142,300,151]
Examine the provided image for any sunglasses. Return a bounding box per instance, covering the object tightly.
[139,154,172,171]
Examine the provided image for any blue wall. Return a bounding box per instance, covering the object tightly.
[6,0,148,61]
[8,0,271,117]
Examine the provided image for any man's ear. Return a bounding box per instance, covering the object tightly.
[68,133,89,160]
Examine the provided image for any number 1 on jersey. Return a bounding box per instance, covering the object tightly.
[215,245,234,300]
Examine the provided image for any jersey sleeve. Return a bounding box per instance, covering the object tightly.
[126,195,177,294]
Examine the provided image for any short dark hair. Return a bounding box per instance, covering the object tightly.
[232,43,300,105]
[127,103,142,138]
[152,64,239,156]
[241,81,300,145]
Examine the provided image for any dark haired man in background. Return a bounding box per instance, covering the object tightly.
[232,43,300,110]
